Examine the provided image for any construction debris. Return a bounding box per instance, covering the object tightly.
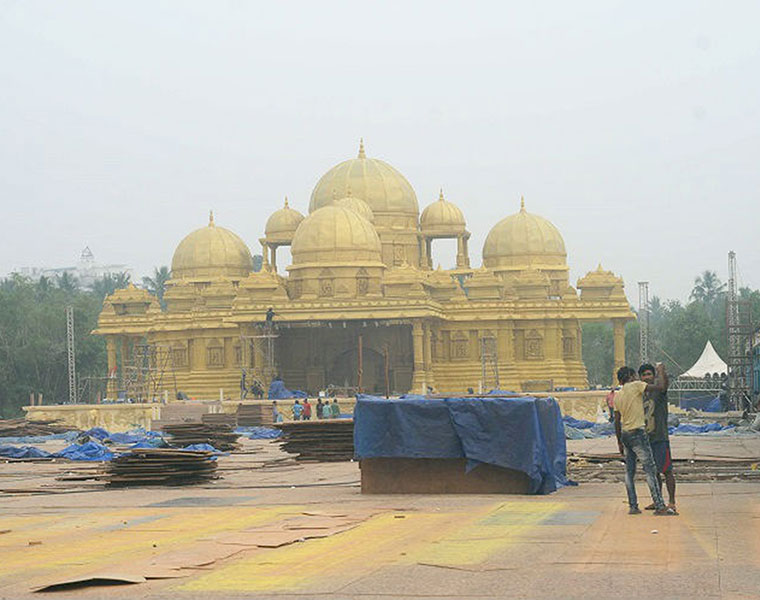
[162,423,240,452]
[105,448,218,487]
[0,419,75,438]
[276,419,354,462]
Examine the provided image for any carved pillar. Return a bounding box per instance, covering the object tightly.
[411,320,425,393]
[426,239,433,269]
[456,235,467,268]
[271,245,278,273]
[423,322,435,390]
[261,241,271,272]
[612,319,626,383]
[106,336,117,398]
[419,236,427,269]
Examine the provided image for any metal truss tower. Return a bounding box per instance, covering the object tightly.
[726,251,752,410]
[66,306,77,404]
[638,281,650,365]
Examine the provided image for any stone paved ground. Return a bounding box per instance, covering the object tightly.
[1,438,759,600]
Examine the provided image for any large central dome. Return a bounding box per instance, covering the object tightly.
[309,140,419,217]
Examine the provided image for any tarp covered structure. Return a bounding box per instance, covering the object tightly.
[680,341,727,378]
[354,394,569,495]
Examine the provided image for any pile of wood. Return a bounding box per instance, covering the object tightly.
[162,423,240,452]
[105,448,218,487]
[276,419,354,462]
[201,413,238,428]
[237,403,273,427]
[0,418,75,437]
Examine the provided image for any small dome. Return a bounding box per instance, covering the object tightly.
[291,205,382,265]
[309,140,418,217]
[482,198,566,269]
[420,189,466,236]
[333,193,375,223]
[265,197,304,244]
[171,212,253,279]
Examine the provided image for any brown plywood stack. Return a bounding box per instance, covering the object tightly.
[162,423,240,452]
[0,418,75,437]
[275,419,354,462]
[201,413,238,428]
[236,403,274,426]
[105,448,218,486]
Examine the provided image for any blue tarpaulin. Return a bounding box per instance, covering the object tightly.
[670,422,733,435]
[0,445,52,459]
[354,394,570,495]
[55,441,114,461]
[268,379,307,399]
[235,426,282,439]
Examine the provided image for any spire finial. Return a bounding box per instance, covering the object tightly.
[358,138,366,159]
[284,196,289,208]
[439,187,445,202]
[209,210,215,226]
[520,196,526,212]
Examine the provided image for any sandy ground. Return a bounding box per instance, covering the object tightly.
[1,437,760,600]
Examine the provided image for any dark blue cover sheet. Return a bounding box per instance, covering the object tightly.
[354,394,569,494]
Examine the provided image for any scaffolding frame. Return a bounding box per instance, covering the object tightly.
[240,322,279,398]
[638,281,650,365]
[66,306,77,404]
[121,342,178,402]
[726,251,753,410]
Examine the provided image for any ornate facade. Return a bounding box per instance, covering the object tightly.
[94,142,634,399]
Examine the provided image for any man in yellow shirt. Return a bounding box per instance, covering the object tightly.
[613,363,676,516]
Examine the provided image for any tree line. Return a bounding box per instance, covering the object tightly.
[583,270,760,386]
[0,268,170,418]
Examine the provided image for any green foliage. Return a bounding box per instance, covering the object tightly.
[142,266,170,309]
[0,275,106,418]
[91,271,132,301]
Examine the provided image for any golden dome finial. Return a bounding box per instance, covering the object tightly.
[209,210,215,226]
[284,196,289,208]
[358,138,366,159]
[438,188,445,202]
[520,196,526,213]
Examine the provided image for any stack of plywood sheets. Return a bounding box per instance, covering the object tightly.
[105,448,218,486]
[275,419,354,462]
[162,423,240,452]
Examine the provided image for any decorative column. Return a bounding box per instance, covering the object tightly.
[106,336,117,398]
[411,320,425,394]
[261,241,271,272]
[426,239,433,269]
[423,322,435,391]
[612,319,626,384]
[270,245,278,273]
[419,236,428,269]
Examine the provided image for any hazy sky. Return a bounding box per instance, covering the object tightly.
[2,1,759,302]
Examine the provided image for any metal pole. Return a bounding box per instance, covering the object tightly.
[384,345,390,399]
[66,306,77,404]
[638,281,650,365]
[357,334,363,393]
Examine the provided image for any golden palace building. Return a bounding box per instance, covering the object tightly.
[94,142,634,399]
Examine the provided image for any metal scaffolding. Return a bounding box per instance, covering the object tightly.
[726,251,753,410]
[638,281,650,365]
[66,306,77,404]
[121,342,178,402]
[240,322,279,398]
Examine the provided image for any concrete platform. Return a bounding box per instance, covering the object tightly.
[1,438,759,599]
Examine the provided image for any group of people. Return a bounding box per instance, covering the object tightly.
[271,398,341,422]
[611,362,677,517]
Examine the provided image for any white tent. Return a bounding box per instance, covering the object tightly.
[680,341,728,378]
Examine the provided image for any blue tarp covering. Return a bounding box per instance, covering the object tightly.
[268,379,307,399]
[670,422,733,435]
[181,443,226,455]
[55,441,114,461]
[235,426,282,439]
[679,394,723,412]
[0,445,52,459]
[354,394,570,495]
[0,431,79,445]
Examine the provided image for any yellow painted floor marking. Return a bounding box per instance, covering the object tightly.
[180,501,564,593]
[0,505,300,583]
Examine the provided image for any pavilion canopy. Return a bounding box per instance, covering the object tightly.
[680,341,727,378]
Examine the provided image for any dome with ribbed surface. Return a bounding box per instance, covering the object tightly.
[291,205,382,266]
[482,199,566,269]
[171,212,252,279]
[333,195,375,223]
[420,189,466,236]
[309,140,418,217]
[265,197,304,244]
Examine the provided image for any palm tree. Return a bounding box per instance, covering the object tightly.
[56,271,79,294]
[91,274,117,300]
[690,270,726,305]
[142,266,170,309]
[113,271,131,289]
